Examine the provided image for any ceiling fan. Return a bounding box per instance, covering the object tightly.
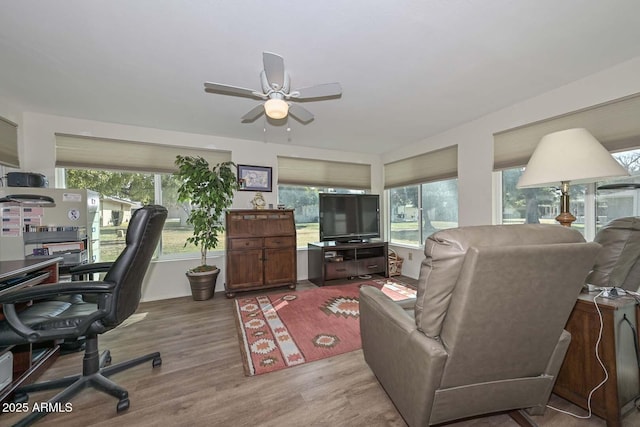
[204,52,342,124]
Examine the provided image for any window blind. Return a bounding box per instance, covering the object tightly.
[0,116,19,168]
[55,133,231,173]
[493,92,640,170]
[277,156,371,190]
[384,145,458,189]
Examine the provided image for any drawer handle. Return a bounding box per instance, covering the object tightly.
[366,264,379,269]
[336,268,347,272]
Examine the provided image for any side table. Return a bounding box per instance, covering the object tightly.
[553,292,640,427]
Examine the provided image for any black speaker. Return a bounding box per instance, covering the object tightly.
[6,172,48,188]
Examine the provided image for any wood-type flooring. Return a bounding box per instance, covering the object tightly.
[2,279,639,426]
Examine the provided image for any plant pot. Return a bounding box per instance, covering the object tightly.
[186,268,220,301]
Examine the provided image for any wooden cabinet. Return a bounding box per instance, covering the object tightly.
[553,293,640,427]
[225,210,297,297]
[307,241,388,286]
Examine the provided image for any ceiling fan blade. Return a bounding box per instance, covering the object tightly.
[291,82,342,100]
[241,104,265,122]
[288,104,314,123]
[204,82,263,99]
[263,52,285,90]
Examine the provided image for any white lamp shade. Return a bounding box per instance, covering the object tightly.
[517,128,629,188]
[264,98,289,119]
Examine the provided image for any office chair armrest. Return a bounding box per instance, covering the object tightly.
[0,280,116,305]
[69,262,113,275]
[2,301,109,343]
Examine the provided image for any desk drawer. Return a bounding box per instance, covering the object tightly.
[229,238,263,250]
[264,236,295,248]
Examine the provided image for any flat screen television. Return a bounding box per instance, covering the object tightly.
[319,193,380,242]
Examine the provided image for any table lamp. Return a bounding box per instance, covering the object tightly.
[517,128,629,227]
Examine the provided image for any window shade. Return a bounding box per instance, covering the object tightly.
[0,116,19,168]
[384,145,458,189]
[55,133,231,173]
[493,92,640,170]
[277,156,371,190]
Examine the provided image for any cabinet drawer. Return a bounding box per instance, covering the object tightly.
[264,236,295,248]
[325,261,356,280]
[229,238,263,250]
[357,256,387,275]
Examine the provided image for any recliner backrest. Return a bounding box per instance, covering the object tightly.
[437,240,599,388]
[413,224,600,389]
[103,205,167,325]
[414,224,587,338]
[586,216,640,291]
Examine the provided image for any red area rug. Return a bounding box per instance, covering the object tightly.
[233,278,416,376]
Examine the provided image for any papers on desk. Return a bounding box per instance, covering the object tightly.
[43,241,85,254]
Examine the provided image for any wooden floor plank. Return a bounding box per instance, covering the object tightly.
[1,279,638,426]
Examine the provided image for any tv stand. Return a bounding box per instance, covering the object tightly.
[307,241,388,286]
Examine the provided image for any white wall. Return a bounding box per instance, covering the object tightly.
[13,112,381,301]
[388,55,640,277]
[6,55,640,294]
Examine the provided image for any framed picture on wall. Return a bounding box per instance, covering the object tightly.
[237,164,273,192]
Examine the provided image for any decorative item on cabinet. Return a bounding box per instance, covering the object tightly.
[250,192,266,210]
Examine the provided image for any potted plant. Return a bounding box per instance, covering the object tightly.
[174,155,238,300]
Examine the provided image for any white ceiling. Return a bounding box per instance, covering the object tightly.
[2,1,640,154]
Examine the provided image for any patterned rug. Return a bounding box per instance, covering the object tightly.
[233,278,416,376]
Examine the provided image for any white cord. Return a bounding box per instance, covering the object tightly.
[547,290,609,419]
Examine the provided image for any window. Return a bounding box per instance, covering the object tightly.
[499,148,640,236]
[55,134,231,262]
[389,178,459,246]
[277,185,365,247]
[595,148,640,233]
[62,168,201,261]
[500,168,586,234]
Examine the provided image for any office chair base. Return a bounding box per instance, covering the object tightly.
[12,336,161,427]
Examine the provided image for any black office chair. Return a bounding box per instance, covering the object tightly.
[0,205,167,426]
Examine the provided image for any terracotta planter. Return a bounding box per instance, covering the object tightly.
[186,268,220,301]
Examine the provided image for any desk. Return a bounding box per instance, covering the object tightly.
[553,292,640,427]
[0,257,63,404]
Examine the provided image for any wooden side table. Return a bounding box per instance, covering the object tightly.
[553,292,640,427]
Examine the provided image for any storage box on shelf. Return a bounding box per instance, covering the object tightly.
[23,227,88,269]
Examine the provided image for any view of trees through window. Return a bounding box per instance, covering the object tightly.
[277,185,364,247]
[389,179,459,246]
[64,169,199,261]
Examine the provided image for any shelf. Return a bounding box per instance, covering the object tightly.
[23,229,87,244]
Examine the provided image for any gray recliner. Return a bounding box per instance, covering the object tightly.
[360,224,601,426]
[586,216,640,291]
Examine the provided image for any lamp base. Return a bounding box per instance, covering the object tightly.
[555,211,576,227]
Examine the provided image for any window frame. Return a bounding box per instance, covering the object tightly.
[387,177,459,248]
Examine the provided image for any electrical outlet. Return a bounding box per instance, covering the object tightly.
[408,252,413,261]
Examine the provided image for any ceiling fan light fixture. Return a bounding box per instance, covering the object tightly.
[264,98,289,119]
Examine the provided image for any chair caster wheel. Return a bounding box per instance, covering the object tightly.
[152,356,162,367]
[13,393,28,404]
[117,398,130,413]
[105,355,112,366]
